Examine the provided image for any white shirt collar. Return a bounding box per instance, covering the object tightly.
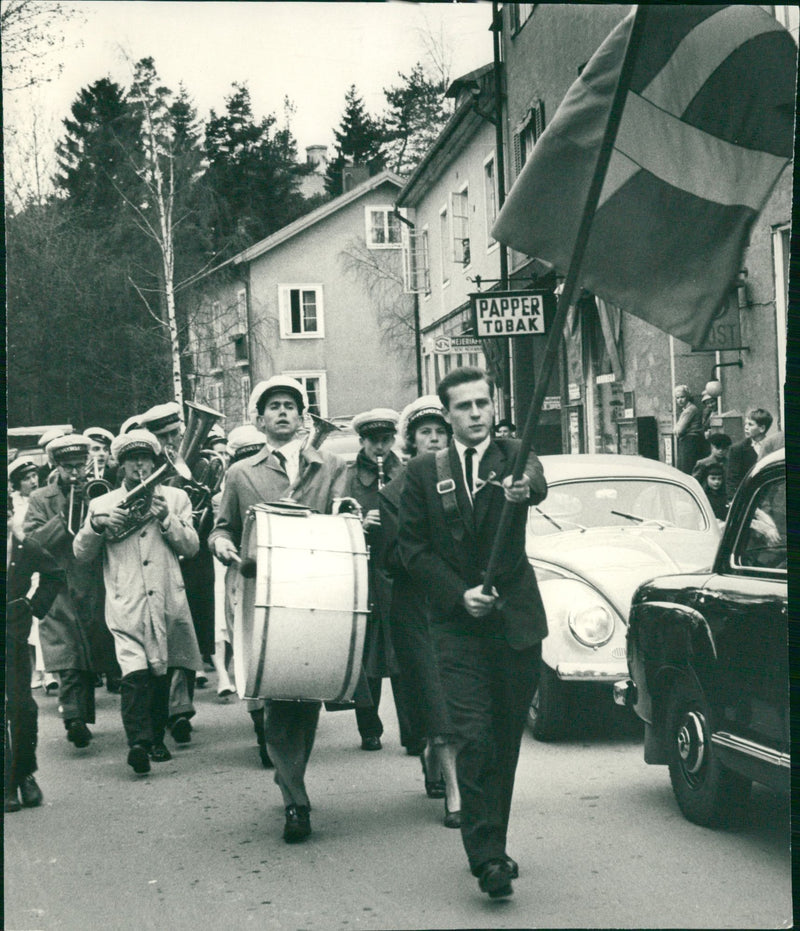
[267,437,303,484]
[454,435,492,501]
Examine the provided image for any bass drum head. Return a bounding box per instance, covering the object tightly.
[233,509,260,700]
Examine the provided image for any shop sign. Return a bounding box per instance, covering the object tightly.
[470,290,551,338]
[433,336,483,354]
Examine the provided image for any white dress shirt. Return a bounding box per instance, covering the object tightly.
[454,435,491,503]
[267,438,303,486]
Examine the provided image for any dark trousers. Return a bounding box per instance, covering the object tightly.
[5,635,38,790]
[120,669,170,748]
[265,700,321,809]
[355,674,420,747]
[58,668,96,725]
[434,628,541,874]
[168,667,196,723]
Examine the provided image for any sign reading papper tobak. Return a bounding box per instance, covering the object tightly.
[470,290,555,338]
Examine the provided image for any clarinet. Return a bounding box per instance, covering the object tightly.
[376,454,385,490]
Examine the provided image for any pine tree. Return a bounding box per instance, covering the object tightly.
[204,83,307,254]
[381,63,452,177]
[54,77,141,222]
[324,84,385,198]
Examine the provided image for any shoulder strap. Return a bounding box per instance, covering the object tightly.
[435,448,462,527]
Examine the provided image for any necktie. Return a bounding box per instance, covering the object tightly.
[464,447,476,497]
[273,449,287,474]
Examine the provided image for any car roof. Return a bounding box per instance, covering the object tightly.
[539,454,698,484]
[748,447,785,478]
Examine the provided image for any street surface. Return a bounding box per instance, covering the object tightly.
[5,675,792,930]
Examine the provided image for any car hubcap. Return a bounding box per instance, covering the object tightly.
[676,710,707,785]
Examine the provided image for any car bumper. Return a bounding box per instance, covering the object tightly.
[613,678,637,707]
[554,660,629,683]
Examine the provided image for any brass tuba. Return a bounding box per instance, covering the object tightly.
[306,412,342,449]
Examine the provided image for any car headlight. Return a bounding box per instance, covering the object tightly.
[568,602,615,647]
[533,568,617,648]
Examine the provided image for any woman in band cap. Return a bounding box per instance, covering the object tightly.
[74,430,202,774]
[376,395,462,828]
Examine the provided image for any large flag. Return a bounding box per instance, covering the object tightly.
[492,6,797,347]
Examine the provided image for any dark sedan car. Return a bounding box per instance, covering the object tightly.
[614,449,788,827]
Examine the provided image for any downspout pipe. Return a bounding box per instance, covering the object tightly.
[393,207,424,394]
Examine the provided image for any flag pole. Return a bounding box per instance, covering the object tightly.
[482,4,648,595]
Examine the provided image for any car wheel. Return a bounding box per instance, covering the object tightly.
[527,662,567,741]
[665,677,751,827]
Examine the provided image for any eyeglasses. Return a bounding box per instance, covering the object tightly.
[58,462,86,473]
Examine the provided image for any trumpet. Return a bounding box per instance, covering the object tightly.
[85,458,113,501]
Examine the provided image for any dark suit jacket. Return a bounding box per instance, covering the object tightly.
[397,438,548,650]
[725,439,757,502]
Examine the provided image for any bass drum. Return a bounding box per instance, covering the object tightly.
[234,502,369,702]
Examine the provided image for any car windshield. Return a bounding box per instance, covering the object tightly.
[528,478,709,535]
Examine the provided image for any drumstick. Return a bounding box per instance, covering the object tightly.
[230,552,257,579]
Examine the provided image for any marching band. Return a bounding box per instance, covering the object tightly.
[6,367,548,899]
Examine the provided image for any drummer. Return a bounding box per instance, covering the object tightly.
[209,375,348,844]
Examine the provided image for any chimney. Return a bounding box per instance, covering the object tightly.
[306,145,328,170]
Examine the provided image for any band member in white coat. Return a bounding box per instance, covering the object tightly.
[73,430,203,775]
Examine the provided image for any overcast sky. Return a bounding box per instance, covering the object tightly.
[3,0,494,195]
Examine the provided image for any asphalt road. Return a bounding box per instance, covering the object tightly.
[4,675,792,930]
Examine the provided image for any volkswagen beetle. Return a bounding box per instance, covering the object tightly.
[526,454,720,740]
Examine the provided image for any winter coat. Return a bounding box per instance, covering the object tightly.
[72,484,202,677]
[23,482,108,672]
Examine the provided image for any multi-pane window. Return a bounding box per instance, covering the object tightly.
[286,372,327,417]
[484,157,498,247]
[452,187,470,266]
[279,285,324,338]
[365,206,402,248]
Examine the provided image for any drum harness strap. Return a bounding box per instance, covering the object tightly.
[435,448,465,539]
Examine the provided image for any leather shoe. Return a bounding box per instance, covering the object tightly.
[127,744,151,775]
[504,855,519,880]
[170,717,192,744]
[66,720,92,748]
[443,802,461,829]
[404,740,426,756]
[283,804,311,843]
[478,859,514,899]
[360,736,382,751]
[19,774,43,807]
[4,788,21,813]
[421,752,446,798]
[149,742,172,763]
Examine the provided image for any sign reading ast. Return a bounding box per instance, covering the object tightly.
[471,290,551,338]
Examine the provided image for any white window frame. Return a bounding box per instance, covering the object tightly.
[240,373,251,419]
[278,284,325,339]
[439,205,450,287]
[235,288,247,334]
[209,300,222,372]
[364,205,402,249]
[283,370,328,418]
[483,154,498,252]
[451,184,471,268]
[207,380,223,414]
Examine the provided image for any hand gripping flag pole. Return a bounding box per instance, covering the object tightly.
[480,6,649,597]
